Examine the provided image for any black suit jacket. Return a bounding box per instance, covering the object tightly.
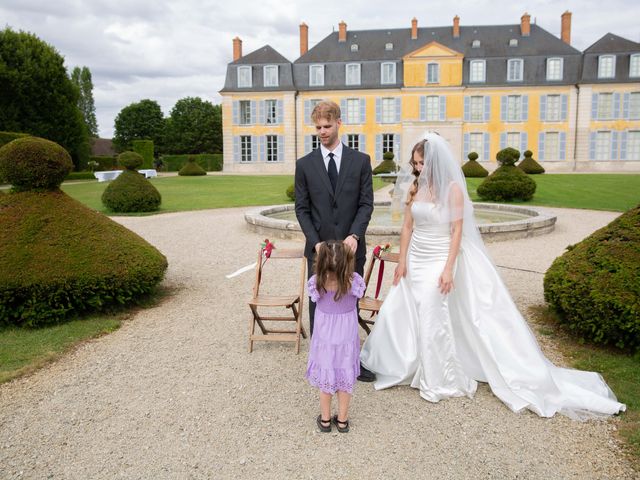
[294,144,374,261]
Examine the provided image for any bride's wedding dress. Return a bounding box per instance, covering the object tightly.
[360,200,626,419]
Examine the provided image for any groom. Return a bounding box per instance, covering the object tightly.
[294,100,375,382]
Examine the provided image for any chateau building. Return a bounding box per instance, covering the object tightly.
[220,12,640,172]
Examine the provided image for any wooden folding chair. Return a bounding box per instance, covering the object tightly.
[248,248,307,353]
[358,249,400,335]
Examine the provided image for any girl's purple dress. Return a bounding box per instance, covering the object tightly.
[305,273,365,394]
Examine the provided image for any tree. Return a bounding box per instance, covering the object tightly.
[71,66,98,137]
[164,97,222,154]
[0,28,89,170]
[113,99,165,152]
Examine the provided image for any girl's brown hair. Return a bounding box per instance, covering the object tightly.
[407,139,427,204]
[314,240,355,301]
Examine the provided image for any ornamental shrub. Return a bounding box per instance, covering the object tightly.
[461,151,488,178]
[544,205,640,350]
[286,184,295,201]
[160,154,222,172]
[373,152,397,175]
[101,170,161,212]
[0,131,30,148]
[518,150,545,174]
[132,140,154,169]
[178,157,206,176]
[496,147,520,167]
[118,151,143,170]
[0,137,73,191]
[476,148,536,201]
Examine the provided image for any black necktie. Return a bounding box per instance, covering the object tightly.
[327,152,338,192]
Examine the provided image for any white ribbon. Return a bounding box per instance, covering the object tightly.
[225,262,257,279]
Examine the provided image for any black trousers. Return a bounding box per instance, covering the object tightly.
[307,254,366,337]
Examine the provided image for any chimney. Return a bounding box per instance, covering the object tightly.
[520,13,531,37]
[411,17,418,40]
[453,15,460,38]
[561,11,572,44]
[338,20,347,42]
[233,36,242,61]
[300,22,308,56]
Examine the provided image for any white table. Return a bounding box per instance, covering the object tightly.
[94,169,157,182]
[139,169,158,179]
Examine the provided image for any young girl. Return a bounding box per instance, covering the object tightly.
[306,240,365,433]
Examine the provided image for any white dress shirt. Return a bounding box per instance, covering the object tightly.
[320,142,343,174]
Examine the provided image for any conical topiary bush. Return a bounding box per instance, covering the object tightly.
[178,156,207,176]
[372,151,397,175]
[477,147,536,202]
[102,151,161,212]
[461,151,489,178]
[518,150,545,174]
[0,137,167,326]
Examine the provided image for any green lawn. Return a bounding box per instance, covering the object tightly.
[467,174,640,212]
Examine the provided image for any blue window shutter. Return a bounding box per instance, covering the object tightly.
[278,136,284,162]
[439,96,446,121]
[561,95,568,121]
[360,98,366,123]
[589,132,597,160]
[277,100,284,124]
[463,133,469,158]
[359,134,366,153]
[340,99,348,123]
[500,96,507,121]
[375,134,382,161]
[540,95,547,121]
[538,133,545,161]
[611,131,618,160]
[500,132,506,150]
[623,93,630,119]
[521,95,528,121]
[395,98,401,123]
[232,101,239,124]
[484,96,491,122]
[393,134,400,157]
[304,135,311,154]
[420,96,427,121]
[375,98,381,123]
[257,100,264,124]
[559,132,566,160]
[250,101,257,125]
[483,133,490,161]
[620,131,627,160]
[251,136,258,162]
[463,96,470,122]
[613,93,621,119]
[233,136,240,162]
[259,136,265,161]
[304,100,311,125]
[520,132,528,158]
[591,94,598,120]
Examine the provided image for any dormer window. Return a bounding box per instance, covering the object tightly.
[385,43,393,51]
[237,66,252,88]
[472,40,481,48]
[629,54,640,78]
[263,65,278,87]
[546,57,563,81]
[309,64,325,86]
[598,55,616,79]
[351,44,358,52]
[381,62,396,84]
[509,39,518,47]
[507,59,523,82]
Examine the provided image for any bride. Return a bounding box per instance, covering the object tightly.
[360,132,626,419]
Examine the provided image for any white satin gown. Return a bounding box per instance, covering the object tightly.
[360,201,626,419]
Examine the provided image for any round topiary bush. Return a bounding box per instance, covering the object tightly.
[373,151,397,175]
[461,151,489,178]
[286,184,295,201]
[101,170,161,213]
[0,137,73,191]
[518,150,545,174]
[118,151,143,170]
[544,205,640,350]
[178,157,206,176]
[496,147,520,167]
[476,147,536,201]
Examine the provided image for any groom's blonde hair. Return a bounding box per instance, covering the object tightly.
[311,100,341,123]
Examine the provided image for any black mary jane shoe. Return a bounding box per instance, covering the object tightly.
[332,415,350,433]
[316,415,331,433]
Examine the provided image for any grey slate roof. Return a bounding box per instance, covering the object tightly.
[221,45,296,92]
[581,34,640,84]
[584,33,640,54]
[232,45,291,64]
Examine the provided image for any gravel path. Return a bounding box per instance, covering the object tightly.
[0,204,636,479]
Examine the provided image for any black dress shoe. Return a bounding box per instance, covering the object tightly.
[357,364,376,382]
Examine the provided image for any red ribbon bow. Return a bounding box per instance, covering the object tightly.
[372,244,391,298]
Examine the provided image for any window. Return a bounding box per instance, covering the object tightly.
[631,54,640,78]
[240,136,252,162]
[509,39,518,47]
[309,64,324,86]
[425,96,440,121]
[598,55,616,79]
[381,98,395,123]
[427,63,439,83]
[239,100,251,124]
[346,63,361,86]
[347,134,360,151]
[350,44,358,52]
[381,62,396,84]
[470,96,484,122]
[472,40,481,48]
[545,132,560,159]
[627,131,640,160]
[506,96,522,122]
[346,98,361,124]
[546,58,563,81]
[595,131,611,160]
[546,95,561,121]
[311,135,320,150]
[385,43,393,51]
[506,132,521,150]
[469,133,484,161]
[597,93,613,119]
[470,60,485,83]
[265,99,277,124]
[382,133,395,153]
[630,92,640,119]
[263,65,278,87]
[237,66,251,88]
[507,59,523,82]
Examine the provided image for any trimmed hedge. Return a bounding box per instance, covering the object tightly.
[461,152,489,178]
[90,155,117,171]
[178,158,207,176]
[0,131,30,149]
[0,137,73,191]
[518,150,545,174]
[544,205,640,350]
[476,165,536,201]
[286,184,295,201]
[0,190,167,326]
[132,140,154,169]
[161,154,223,172]
[373,159,397,175]
[101,170,161,213]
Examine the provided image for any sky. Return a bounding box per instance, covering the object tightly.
[2,0,639,138]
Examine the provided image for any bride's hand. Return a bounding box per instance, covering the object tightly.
[393,263,407,286]
[438,269,454,294]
